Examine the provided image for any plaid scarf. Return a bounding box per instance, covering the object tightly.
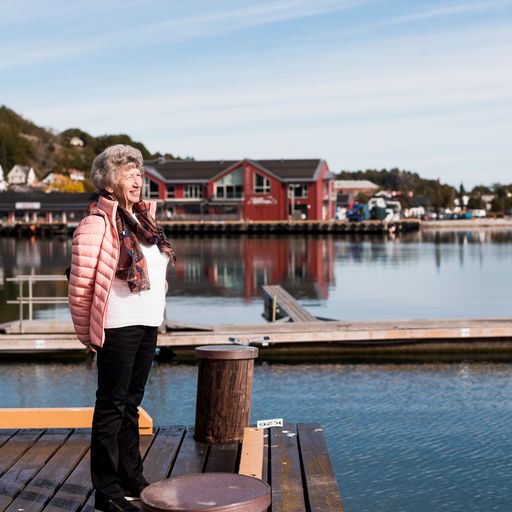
[112,198,176,292]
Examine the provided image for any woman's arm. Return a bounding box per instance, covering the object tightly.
[68,215,105,345]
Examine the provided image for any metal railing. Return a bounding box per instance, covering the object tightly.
[6,274,68,333]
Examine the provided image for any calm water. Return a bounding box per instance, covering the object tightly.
[1,361,511,512]
[1,230,512,510]
[1,229,512,324]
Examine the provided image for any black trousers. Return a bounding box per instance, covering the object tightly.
[91,325,157,498]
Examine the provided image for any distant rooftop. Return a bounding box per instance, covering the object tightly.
[334,180,379,190]
[144,158,326,183]
[0,191,96,211]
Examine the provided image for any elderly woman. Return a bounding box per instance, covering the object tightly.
[68,144,175,512]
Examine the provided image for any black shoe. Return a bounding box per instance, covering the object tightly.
[123,482,149,501]
[109,497,139,511]
[94,492,110,512]
[94,494,139,512]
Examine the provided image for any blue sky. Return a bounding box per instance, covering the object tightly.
[2,0,512,187]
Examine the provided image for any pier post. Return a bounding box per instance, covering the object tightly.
[194,345,258,443]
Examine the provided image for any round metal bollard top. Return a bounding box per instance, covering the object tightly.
[140,473,271,512]
[195,345,258,360]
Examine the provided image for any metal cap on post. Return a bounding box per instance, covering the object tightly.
[194,345,258,443]
[140,473,271,512]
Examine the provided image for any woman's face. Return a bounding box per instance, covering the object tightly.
[108,165,143,210]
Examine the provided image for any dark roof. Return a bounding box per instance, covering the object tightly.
[0,192,96,211]
[410,195,432,207]
[144,159,325,183]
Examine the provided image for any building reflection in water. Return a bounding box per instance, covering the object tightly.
[171,235,335,300]
[1,230,512,315]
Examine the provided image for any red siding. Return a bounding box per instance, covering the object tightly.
[143,159,335,221]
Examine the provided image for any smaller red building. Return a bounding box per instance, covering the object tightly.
[143,158,335,221]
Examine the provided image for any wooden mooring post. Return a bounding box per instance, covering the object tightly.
[194,345,258,443]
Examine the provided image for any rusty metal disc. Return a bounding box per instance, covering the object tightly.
[140,473,271,512]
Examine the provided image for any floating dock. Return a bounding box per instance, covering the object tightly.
[0,423,343,511]
[2,318,512,361]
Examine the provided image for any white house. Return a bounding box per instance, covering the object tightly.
[334,179,379,206]
[41,172,64,186]
[0,165,7,191]
[69,169,85,181]
[69,136,84,147]
[7,165,36,185]
[26,167,37,186]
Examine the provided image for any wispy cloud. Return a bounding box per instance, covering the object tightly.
[150,0,363,35]
[376,0,512,27]
[4,1,512,185]
[309,0,512,43]
[0,0,364,68]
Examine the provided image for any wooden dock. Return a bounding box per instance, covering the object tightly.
[0,219,420,236]
[2,318,512,361]
[0,424,343,511]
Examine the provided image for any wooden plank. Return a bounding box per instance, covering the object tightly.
[262,430,269,483]
[4,318,512,352]
[142,426,186,483]
[169,428,208,478]
[262,285,316,323]
[166,320,214,332]
[0,429,43,477]
[41,450,91,512]
[73,428,156,512]
[204,441,239,473]
[297,423,344,512]
[0,429,71,511]
[239,427,264,479]
[269,423,306,512]
[0,429,16,448]
[5,429,89,512]
[0,407,153,435]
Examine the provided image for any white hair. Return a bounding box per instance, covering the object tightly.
[90,144,144,194]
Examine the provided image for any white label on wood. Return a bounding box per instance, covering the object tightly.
[34,339,46,348]
[257,418,283,429]
[460,328,471,337]
[228,335,271,345]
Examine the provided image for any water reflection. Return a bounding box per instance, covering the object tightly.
[172,236,335,299]
[406,228,512,244]
[1,230,511,323]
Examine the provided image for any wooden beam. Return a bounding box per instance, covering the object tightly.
[0,407,153,435]
[2,319,512,353]
[239,427,264,479]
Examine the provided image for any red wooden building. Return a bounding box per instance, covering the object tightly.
[142,158,336,221]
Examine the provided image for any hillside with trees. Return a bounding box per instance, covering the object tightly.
[0,106,178,191]
[1,106,510,213]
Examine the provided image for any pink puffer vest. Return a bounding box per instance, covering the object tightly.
[68,196,157,348]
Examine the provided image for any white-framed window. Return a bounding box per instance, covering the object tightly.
[143,177,160,199]
[215,167,243,199]
[254,173,271,194]
[185,185,203,198]
[289,183,308,198]
[167,185,175,198]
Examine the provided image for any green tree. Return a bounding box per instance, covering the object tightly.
[490,186,512,214]
[467,195,485,209]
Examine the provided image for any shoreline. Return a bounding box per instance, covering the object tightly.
[421,218,512,229]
